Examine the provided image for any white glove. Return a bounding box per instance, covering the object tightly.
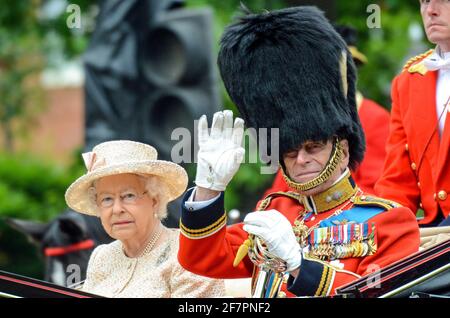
[243,210,302,272]
[195,110,245,191]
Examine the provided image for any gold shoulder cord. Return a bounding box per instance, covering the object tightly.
[402,49,433,72]
[281,137,343,192]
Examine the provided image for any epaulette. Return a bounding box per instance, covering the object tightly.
[402,49,433,74]
[352,194,401,211]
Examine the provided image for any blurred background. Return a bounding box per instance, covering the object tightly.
[0,0,429,282]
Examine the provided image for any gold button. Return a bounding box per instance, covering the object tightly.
[419,203,423,208]
[417,182,421,188]
[438,190,447,201]
[411,162,417,171]
[405,144,409,152]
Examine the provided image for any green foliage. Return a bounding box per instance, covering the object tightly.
[336,0,425,107]
[0,150,84,222]
[0,150,85,278]
[0,0,95,151]
[0,1,44,151]
[38,0,95,59]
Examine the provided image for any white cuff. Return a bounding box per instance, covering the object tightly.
[184,187,221,211]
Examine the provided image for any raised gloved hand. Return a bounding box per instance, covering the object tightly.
[195,110,245,191]
[243,210,302,272]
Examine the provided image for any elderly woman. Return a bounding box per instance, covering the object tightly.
[65,140,225,298]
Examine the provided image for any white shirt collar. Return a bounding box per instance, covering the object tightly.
[424,46,450,71]
[435,46,450,60]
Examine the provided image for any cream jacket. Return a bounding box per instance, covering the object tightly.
[82,227,225,298]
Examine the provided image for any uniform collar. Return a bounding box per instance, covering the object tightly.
[301,169,358,214]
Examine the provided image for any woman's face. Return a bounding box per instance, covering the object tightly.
[95,173,157,241]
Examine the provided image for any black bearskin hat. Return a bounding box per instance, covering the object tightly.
[218,6,365,169]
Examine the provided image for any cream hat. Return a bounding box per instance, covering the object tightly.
[65,140,188,216]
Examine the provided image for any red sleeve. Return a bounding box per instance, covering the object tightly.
[179,224,255,279]
[353,99,390,194]
[374,76,421,213]
[178,190,254,279]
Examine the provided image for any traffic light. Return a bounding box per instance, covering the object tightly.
[84,1,220,162]
[139,6,220,159]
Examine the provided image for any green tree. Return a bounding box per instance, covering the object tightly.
[0,1,43,151]
[336,0,425,108]
[0,0,94,152]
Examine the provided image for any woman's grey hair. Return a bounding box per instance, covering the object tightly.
[140,174,170,220]
[87,174,170,219]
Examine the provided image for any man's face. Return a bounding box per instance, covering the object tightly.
[420,0,450,51]
[282,139,350,196]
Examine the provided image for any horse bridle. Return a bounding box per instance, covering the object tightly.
[44,239,95,257]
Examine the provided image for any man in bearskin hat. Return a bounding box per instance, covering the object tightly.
[264,24,391,196]
[177,6,419,297]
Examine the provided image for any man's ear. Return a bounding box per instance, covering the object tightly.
[340,139,350,169]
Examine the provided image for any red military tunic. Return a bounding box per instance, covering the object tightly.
[375,50,450,225]
[179,174,419,297]
[263,95,390,197]
[354,96,390,194]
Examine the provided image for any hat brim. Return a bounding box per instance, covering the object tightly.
[65,160,188,216]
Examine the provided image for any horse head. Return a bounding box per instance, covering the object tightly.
[5,209,112,287]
